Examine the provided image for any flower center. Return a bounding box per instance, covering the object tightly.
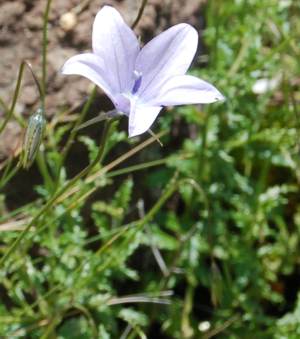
[132,70,142,94]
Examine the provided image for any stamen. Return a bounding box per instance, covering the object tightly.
[132,70,142,94]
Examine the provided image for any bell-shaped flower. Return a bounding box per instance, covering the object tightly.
[62,6,224,137]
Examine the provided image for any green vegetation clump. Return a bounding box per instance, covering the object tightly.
[0,0,299,337]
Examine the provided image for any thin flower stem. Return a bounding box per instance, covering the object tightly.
[36,151,54,191]
[88,130,166,182]
[107,296,171,306]
[0,95,25,129]
[0,119,115,267]
[107,157,168,178]
[0,61,26,135]
[0,60,44,186]
[131,0,148,29]
[0,158,14,186]
[0,96,8,112]
[0,201,37,224]
[25,61,43,100]
[0,162,21,190]
[73,108,118,132]
[41,0,52,110]
[198,109,210,181]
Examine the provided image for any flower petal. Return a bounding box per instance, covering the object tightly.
[128,102,162,137]
[148,75,225,106]
[61,53,115,103]
[93,6,140,93]
[135,24,198,101]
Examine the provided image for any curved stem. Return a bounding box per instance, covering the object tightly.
[25,61,43,100]
[131,0,148,29]
[0,60,44,151]
[0,60,40,135]
[0,119,115,267]
[0,62,26,135]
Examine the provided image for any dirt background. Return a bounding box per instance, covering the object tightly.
[0,0,205,159]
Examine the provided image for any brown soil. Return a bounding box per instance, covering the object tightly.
[0,0,204,159]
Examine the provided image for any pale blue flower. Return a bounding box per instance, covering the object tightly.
[62,6,224,137]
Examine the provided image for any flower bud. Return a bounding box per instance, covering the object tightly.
[22,108,46,169]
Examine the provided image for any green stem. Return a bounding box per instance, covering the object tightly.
[0,62,26,135]
[207,0,220,66]
[198,108,210,181]
[0,25,46,136]
[107,158,168,178]
[26,61,43,100]
[0,59,46,187]
[0,119,115,267]
[0,61,37,134]
[0,95,25,132]
[131,0,148,29]
[0,162,21,190]
[41,0,52,111]
[0,96,9,112]
[36,152,54,191]
[181,282,195,338]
